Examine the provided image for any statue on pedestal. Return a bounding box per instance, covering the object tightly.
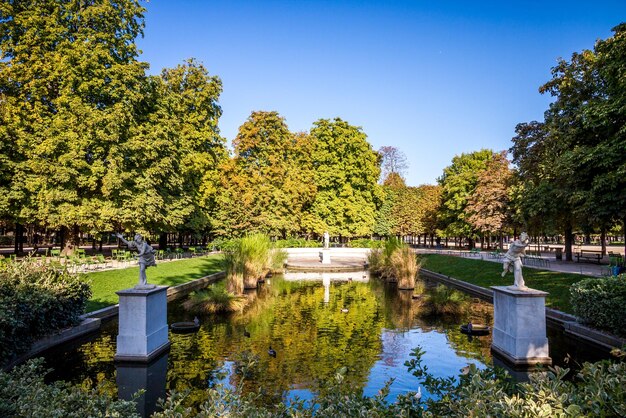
[323,231,330,249]
[501,232,530,290]
[116,233,157,287]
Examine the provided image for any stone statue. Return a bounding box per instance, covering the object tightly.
[501,232,530,290]
[116,233,157,287]
[323,231,330,249]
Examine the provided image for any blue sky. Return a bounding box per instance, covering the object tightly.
[136,1,626,186]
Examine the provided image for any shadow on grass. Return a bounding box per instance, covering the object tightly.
[86,299,114,312]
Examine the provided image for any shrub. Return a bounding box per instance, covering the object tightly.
[0,259,91,365]
[406,346,626,418]
[0,358,138,417]
[570,276,626,336]
[274,237,321,248]
[347,238,384,248]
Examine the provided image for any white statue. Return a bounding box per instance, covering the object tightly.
[116,233,156,287]
[501,232,530,290]
[323,231,330,249]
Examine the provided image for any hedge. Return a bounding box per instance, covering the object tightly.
[0,259,91,365]
[570,275,626,337]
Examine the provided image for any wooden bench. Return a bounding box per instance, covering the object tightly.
[575,250,603,264]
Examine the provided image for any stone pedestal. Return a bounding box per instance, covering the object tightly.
[320,249,331,264]
[491,286,551,366]
[115,286,170,362]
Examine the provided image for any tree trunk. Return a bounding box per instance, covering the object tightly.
[564,224,573,262]
[62,224,80,255]
[60,226,66,250]
[13,223,23,254]
[623,217,626,258]
[159,232,168,250]
[600,228,606,256]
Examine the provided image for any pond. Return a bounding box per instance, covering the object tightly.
[39,271,607,414]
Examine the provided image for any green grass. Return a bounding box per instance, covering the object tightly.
[83,254,224,312]
[419,254,596,313]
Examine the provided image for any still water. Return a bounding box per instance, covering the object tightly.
[39,272,606,413]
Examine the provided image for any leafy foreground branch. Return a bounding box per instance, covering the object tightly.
[4,348,625,418]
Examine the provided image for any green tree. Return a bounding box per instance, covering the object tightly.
[0,0,148,252]
[418,184,442,246]
[307,118,381,238]
[437,149,493,247]
[214,112,315,238]
[511,23,626,258]
[119,60,225,240]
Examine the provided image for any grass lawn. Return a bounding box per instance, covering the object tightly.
[419,254,596,314]
[83,254,224,312]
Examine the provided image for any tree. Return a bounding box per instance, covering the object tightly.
[214,112,315,238]
[511,23,626,258]
[418,184,442,246]
[437,149,494,247]
[307,118,381,238]
[0,0,148,252]
[119,60,225,240]
[466,151,512,249]
[379,146,408,184]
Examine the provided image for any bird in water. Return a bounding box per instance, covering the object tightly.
[243,328,250,338]
[193,316,200,326]
[341,308,349,313]
[268,346,277,357]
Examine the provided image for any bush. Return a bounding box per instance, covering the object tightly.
[0,359,139,417]
[0,259,91,365]
[3,350,626,417]
[570,276,626,336]
[274,237,321,248]
[406,346,626,418]
[347,238,384,248]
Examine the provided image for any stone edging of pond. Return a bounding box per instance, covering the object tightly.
[420,268,626,352]
[3,271,227,371]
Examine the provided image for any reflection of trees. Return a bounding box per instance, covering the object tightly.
[445,299,494,363]
[41,275,496,410]
[225,278,386,401]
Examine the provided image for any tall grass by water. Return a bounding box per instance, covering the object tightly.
[224,234,287,293]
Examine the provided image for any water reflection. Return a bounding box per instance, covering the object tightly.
[39,272,599,412]
[116,353,168,417]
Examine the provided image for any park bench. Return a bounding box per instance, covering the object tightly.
[575,250,603,264]
[522,254,551,268]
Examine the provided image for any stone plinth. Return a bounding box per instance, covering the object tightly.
[115,286,170,362]
[319,250,331,264]
[491,286,551,366]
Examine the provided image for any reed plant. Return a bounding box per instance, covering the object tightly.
[390,246,422,290]
[182,283,247,314]
[421,284,470,316]
[224,233,287,293]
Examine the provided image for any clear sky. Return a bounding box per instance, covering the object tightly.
[136,1,626,186]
